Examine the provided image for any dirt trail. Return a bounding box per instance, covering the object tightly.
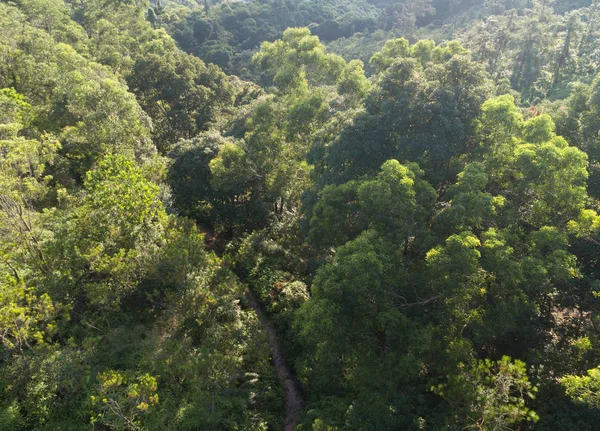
[245,289,304,431]
[199,224,304,430]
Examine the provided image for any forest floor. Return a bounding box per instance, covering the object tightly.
[200,224,305,430]
[245,289,305,431]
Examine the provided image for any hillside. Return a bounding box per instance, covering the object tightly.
[2,1,600,430]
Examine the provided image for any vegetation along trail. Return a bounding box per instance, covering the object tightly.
[200,225,304,430]
[245,290,305,431]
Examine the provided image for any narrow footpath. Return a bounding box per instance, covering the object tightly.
[245,289,304,431]
[199,224,304,430]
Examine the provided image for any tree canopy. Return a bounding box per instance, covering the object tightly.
[3,0,600,430]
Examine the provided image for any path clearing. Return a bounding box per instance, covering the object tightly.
[246,289,304,431]
[199,224,304,429]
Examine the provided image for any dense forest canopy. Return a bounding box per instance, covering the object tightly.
[3,0,600,430]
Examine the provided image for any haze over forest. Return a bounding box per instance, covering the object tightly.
[3,0,600,429]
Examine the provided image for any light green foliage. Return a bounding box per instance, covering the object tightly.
[476,95,523,178]
[0,114,60,279]
[513,137,587,226]
[204,29,367,232]
[0,132,60,203]
[426,232,487,331]
[431,39,471,63]
[0,5,154,174]
[50,154,166,306]
[568,209,600,238]
[310,418,341,430]
[0,88,55,194]
[562,366,600,408]
[309,160,434,251]
[127,38,235,149]
[409,39,435,65]
[491,114,587,226]
[337,59,370,102]
[254,27,368,102]
[370,37,410,73]
[91,370,159,431]
[522,114,556,144]
[435,163,500,233]
[3,0,600,429]
[75,0,156,73]
[83,154,164,237]
[357,160,417,241]
[477,95,523,147]
[433,356,539,429]
[0,279,61,353]
[473,96,589,227]
[58,67,153,163]
[0,88,33,139]
[210,141,253,198]
[254,28,346,93]
[0,2,282,431]
[370,37,470,74]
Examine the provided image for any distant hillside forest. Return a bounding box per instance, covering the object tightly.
[3,0,600,430]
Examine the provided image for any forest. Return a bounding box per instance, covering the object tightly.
[2,0,600,429]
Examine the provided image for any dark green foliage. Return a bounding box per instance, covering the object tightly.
[4,0,600,430]
[168,131,228,221]
[315,38,493,189]
[462,1,600,102]
[159,0,379,75]
[127,45,235,151]
[0,2,281,430]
